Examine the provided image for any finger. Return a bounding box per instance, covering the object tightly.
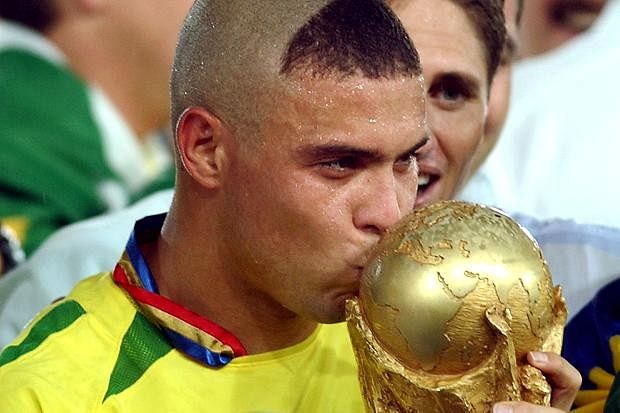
[527,352,582,410]
[493,401,566,413]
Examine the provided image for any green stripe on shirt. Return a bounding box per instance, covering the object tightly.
[0,300,85,366]
[103,312,172,401]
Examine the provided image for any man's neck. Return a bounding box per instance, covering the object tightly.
[143,226,317,355]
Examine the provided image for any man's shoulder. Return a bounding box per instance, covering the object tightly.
[0,191,174,345]
[0,274,134,382]
[0,274,136,364]
[0,273,173,410]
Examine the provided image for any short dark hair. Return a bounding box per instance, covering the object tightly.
[452,0,507,81]
[0,1,57,33]
[171,0,423,136]
[281,0,422,79]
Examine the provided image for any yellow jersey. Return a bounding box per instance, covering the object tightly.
[0,274,364,412]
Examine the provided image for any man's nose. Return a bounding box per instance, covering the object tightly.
[354,171,416,236]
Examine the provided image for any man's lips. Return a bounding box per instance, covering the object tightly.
[418,173,431,187]
[416,166,441,207]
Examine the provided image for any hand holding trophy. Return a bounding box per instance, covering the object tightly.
[346,201,567,412]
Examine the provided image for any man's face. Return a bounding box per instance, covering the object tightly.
[107,0,194,125]
[219,76,428,323]
[519,0,605,57]
[393,0,489,207]
[110,0,193,69]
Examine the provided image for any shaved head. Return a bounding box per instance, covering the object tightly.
[171,0,421,140]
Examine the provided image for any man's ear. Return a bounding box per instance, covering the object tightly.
[175,107,228,189]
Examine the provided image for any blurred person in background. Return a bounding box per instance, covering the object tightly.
[518,0,606,58]
[457,2,620,408]
[460,0,620,227]
[0,0,192,254]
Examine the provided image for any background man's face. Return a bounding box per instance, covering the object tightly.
[218,76,428,323]
[393,0,489,206]
[109,0,194,68]
[519,0,605,57]
[107,0,194,125]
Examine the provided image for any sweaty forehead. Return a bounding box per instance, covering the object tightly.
[262,75,427,138]
[278,75,425,106]
[173,0,422,141]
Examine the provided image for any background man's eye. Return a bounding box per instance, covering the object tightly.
[430,81,466,102]
[428,75,476,110]
[439,85,464,101]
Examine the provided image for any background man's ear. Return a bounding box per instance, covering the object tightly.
[175,107,227,189]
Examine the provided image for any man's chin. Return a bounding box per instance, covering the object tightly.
[317,297,354,324]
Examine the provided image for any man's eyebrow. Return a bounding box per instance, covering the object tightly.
[296,144,383,162]
[296,136,430,163]
[434,71,482,95]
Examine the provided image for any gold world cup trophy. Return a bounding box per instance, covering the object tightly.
[346,201,567,412]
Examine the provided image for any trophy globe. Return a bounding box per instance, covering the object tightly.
[346,201,567,412]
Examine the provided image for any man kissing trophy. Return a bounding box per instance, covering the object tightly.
[347,201,567,412]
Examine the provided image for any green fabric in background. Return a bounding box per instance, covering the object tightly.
[0,48,121,254]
